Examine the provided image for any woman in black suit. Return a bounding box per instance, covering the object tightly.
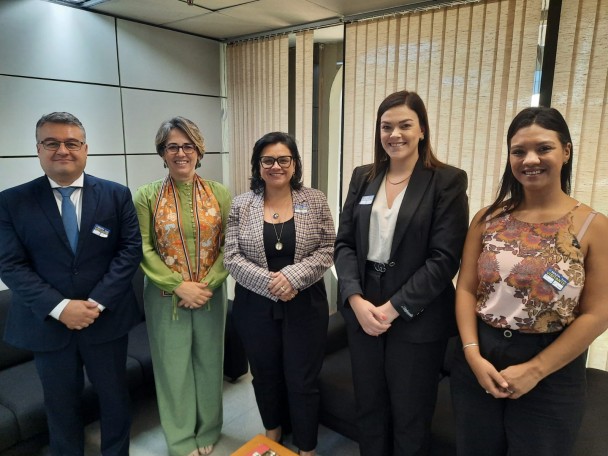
[334,90,469,456]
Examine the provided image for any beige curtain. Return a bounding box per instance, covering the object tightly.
[226,35,289,196]
[342,0,542,216]
[552,0,608,215]
[294,30,314,187]
[553,0,608,371]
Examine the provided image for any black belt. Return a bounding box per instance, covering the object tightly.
[366,261,386,273]
[366,260,395,273]
[478,319,563,342]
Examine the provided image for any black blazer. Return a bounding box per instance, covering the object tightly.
[0,174,143,352]
[334,159,469,342]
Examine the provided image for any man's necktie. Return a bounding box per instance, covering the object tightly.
[57,187,79,253]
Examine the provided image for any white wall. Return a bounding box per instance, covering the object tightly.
[0,0,226,290]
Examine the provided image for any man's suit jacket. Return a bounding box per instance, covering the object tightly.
[334,159,469,342]
[224,186,335,301]
[0,173,143,352]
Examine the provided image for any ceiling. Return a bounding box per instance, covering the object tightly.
[48,0,440,42]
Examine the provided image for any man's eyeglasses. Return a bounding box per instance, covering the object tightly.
[260,156,293,169]
[164,144,197,155]
[38,140,85,152]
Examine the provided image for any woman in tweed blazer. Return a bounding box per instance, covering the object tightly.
[224,132,335,456]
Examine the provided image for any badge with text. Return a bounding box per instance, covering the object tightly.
[294,203,308,214]
[359,195,374,205]
[542,267,569,291]
[92,224,111,238]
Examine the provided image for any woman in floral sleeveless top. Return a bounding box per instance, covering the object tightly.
[451,107,608,456]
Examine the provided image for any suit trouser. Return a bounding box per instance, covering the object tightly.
[342,266,447,456]
[34,333,130,456]
[144,280,227,456]
[450,319,586,456]
[232,283,328,452]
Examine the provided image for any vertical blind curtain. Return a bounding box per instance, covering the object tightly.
[552,0,608,371]
[552,0,608,215]
[342,0,541,216]
[226,35,289,196]
[295,30,315,187]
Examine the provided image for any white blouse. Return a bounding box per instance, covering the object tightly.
[367,176,407,263]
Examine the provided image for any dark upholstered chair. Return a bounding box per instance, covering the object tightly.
[318,311,608,456]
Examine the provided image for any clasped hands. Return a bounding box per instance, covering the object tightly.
[467,352,541,399]
[59,300,101,330]
[174,281,213,309]
[349,295,399,337]
[268,272,298,302]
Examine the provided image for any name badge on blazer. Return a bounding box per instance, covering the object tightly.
[92,224,111,238]
[359,195,374,205]
[294,203,308,214]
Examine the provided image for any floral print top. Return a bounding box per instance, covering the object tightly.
[476,204,595,333]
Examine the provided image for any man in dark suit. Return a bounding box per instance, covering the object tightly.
[0,112,143,456]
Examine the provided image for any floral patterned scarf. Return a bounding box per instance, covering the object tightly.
[153,175,222,316]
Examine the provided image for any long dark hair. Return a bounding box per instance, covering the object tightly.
[369,90,444,181]
[482,106,573,221]
[250,132,303,194]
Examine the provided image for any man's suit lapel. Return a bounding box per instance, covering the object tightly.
[34,177,74,253]
[78,174,99,255]
[390,160,432,259]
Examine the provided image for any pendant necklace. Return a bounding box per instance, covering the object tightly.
[268,206,285,250]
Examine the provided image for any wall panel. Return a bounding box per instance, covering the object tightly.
[121,89,223,155]
[117,20,221,95]
[0,0,118,84]
[0,76,124,157]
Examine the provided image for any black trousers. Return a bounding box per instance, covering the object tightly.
[451,319,586,456]
[341,267,447,456]
[232,282,328,452]
[34,334,131,456]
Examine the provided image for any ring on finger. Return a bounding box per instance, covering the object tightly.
[280,286,286,292]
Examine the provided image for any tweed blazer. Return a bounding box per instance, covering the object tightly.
[224,186,335,301]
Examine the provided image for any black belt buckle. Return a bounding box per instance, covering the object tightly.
[373,262,386,273]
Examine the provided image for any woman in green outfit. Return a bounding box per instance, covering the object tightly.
[134,117,231,456]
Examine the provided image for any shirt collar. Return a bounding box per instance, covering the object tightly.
[48,174,85,189]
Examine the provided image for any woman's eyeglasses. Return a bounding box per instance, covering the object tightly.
[260,156,293,169]
[164,144,197,155]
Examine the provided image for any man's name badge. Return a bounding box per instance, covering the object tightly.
[294,203,308,214]
[359,195,374,205]
[92,224,111,238]
[542,267,569,291]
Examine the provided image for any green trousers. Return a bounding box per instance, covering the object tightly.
[144,279,227,456]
